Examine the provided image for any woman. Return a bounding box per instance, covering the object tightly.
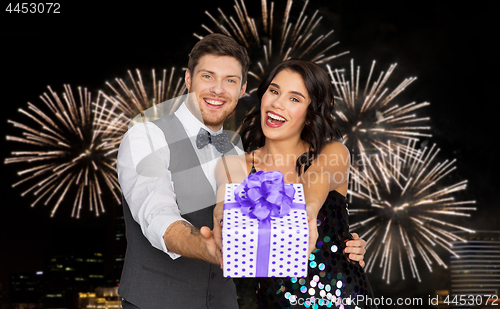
[214,59,375,308]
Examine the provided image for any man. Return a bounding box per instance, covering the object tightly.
[117,33,366,309]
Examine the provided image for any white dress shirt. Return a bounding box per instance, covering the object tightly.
[117,103,243,259]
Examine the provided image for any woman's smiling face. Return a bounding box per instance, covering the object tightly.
[260,68,311,141]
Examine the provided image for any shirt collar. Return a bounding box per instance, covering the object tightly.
[174,102,223,137]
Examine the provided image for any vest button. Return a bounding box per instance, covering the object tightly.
[211,272,216,279]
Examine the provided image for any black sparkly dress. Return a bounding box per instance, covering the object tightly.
[251,153,376,309]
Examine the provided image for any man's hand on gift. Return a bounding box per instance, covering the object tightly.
[164,220,222,266]
[212,204,224,267]
[200,226,223,267]
[344,233,366,267]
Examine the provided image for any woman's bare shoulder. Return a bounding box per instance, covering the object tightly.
[322,140,349,155]
[315,141,350,167]
[219,153,247,167]
[215,153,249,185]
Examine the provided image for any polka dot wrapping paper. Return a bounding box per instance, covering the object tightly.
[222,183,309,278]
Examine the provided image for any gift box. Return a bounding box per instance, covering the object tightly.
[222,170,309,278]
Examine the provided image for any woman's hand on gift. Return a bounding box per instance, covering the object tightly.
[307,215,319,257]
[344,232,366,267]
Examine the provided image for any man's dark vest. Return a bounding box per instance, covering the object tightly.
[118,114,239,309]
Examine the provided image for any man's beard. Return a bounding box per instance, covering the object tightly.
[187,81,236,129]
[199,105,232,128]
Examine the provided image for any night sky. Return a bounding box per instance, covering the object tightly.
[1,0,498,304]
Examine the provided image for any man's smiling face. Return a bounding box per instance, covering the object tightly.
[185,54,247,131]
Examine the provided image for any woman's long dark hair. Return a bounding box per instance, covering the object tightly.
[241,59,343,175]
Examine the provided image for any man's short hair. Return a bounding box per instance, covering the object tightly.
[188,33,250,85]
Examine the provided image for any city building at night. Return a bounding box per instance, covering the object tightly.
[78,286,121,309]
[450,230,500,308]
[8,271,44,308]
[43,251,106,308]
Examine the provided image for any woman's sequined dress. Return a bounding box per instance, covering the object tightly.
[255,190,376,308]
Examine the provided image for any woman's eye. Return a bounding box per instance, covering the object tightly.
[270,89,278,95]
[291,97,300,102]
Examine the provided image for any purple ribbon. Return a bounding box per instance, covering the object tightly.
[224,171,306,277]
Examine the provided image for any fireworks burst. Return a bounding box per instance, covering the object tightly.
[5,85,121,218]
[195,0,348,92]
[328,59,432,197]
[348,139,476,283]
[95,68,187,150]
[328,59,432,153]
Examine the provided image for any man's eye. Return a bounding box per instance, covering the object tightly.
[203,74,211,79]
[228,79,236,84]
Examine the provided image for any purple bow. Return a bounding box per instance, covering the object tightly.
[234,170,295,221]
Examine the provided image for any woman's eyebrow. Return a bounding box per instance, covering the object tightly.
[270,82,306,99]
[290,91,306,99]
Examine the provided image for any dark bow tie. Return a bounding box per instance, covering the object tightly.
[196,128,229,153]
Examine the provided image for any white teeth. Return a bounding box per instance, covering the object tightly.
[205,99,224,105]
[267,112,285,122]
